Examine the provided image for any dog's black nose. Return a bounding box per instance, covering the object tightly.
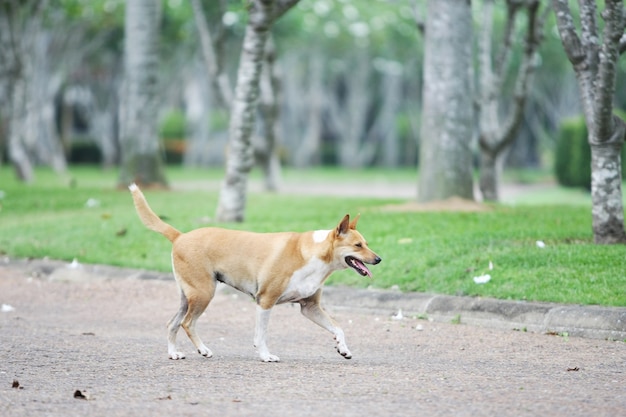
[373,256,382,264]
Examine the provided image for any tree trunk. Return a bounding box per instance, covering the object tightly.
[331,49,377,168]
[193,0,287,197]
[215,0,275,222]
[31,31,66,173]
[293,51,323,167]
[255,36,281,191]
[590,121,626,243]
[378,64,402,167]
[552,0,626,244]
[1,1,47,182]
[8,71,35,182]
[478,149,509,201]
[118,0,167,188]
[190,0,232,108]
[215,0,300,221]
[477,0,544,202]
[418,0,474,202]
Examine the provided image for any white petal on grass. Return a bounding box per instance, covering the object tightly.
[536,240,546,248]
[473,274,491,284]
[85,198,100,208]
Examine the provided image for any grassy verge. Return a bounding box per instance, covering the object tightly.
[1,166,624,307]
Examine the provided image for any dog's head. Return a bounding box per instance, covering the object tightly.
[331,214,381,277]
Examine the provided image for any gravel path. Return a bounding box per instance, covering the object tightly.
[1,264,624,417]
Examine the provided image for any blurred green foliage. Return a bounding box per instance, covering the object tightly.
[555,112,626,189]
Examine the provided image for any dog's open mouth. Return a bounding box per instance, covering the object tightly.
[345,256,372,278]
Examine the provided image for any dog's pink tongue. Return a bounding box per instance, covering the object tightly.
[355,259,372,278]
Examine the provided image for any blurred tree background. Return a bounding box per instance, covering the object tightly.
[0,0,623,191]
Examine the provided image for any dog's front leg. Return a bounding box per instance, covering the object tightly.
[254,306,280,362]
[300,295,352,359]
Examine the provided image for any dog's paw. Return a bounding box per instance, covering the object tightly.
[338,348,352,359]
[169,351,186,360]
[197,346,213,358]
[260,353,281,363]
[334,337,352,359]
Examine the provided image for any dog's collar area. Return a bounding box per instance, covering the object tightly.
[345,256,372,278]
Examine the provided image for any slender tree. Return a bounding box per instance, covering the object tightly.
[118,0,167,188]
[254,36,282,191]
[191,0,285,192]
[190,0,232,108]
[418,0,474,202]
[1,0,46,182]
[477,0,546,201]
[215,0,299,222]
[552,0,626,244]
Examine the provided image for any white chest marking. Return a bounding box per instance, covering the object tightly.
[278,258,333,304]
[312,229,331,243]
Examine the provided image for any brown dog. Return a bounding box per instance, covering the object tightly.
[129,184,381,362]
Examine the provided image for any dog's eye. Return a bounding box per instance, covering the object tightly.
[355,242,362,248]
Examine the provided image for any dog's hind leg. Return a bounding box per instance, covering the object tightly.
[170,257,216,359]
[179,281,215,358]
[167,290,188,360]
[299,290,352,359]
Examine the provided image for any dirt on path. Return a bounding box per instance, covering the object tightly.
[1,264,624,417]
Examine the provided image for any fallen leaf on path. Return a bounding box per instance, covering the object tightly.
[74,390,89,400]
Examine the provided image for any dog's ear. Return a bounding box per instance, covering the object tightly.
[349,213,360,230]
[336,214,350,236]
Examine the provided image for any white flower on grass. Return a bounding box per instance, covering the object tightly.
[536,240,546,248]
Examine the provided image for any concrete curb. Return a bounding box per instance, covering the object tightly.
[322,286,626,341]
[5,257,625,341]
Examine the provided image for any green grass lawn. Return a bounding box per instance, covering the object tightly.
[1,165,624,307]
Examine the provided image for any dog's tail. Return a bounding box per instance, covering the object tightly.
[128,183,181,243]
